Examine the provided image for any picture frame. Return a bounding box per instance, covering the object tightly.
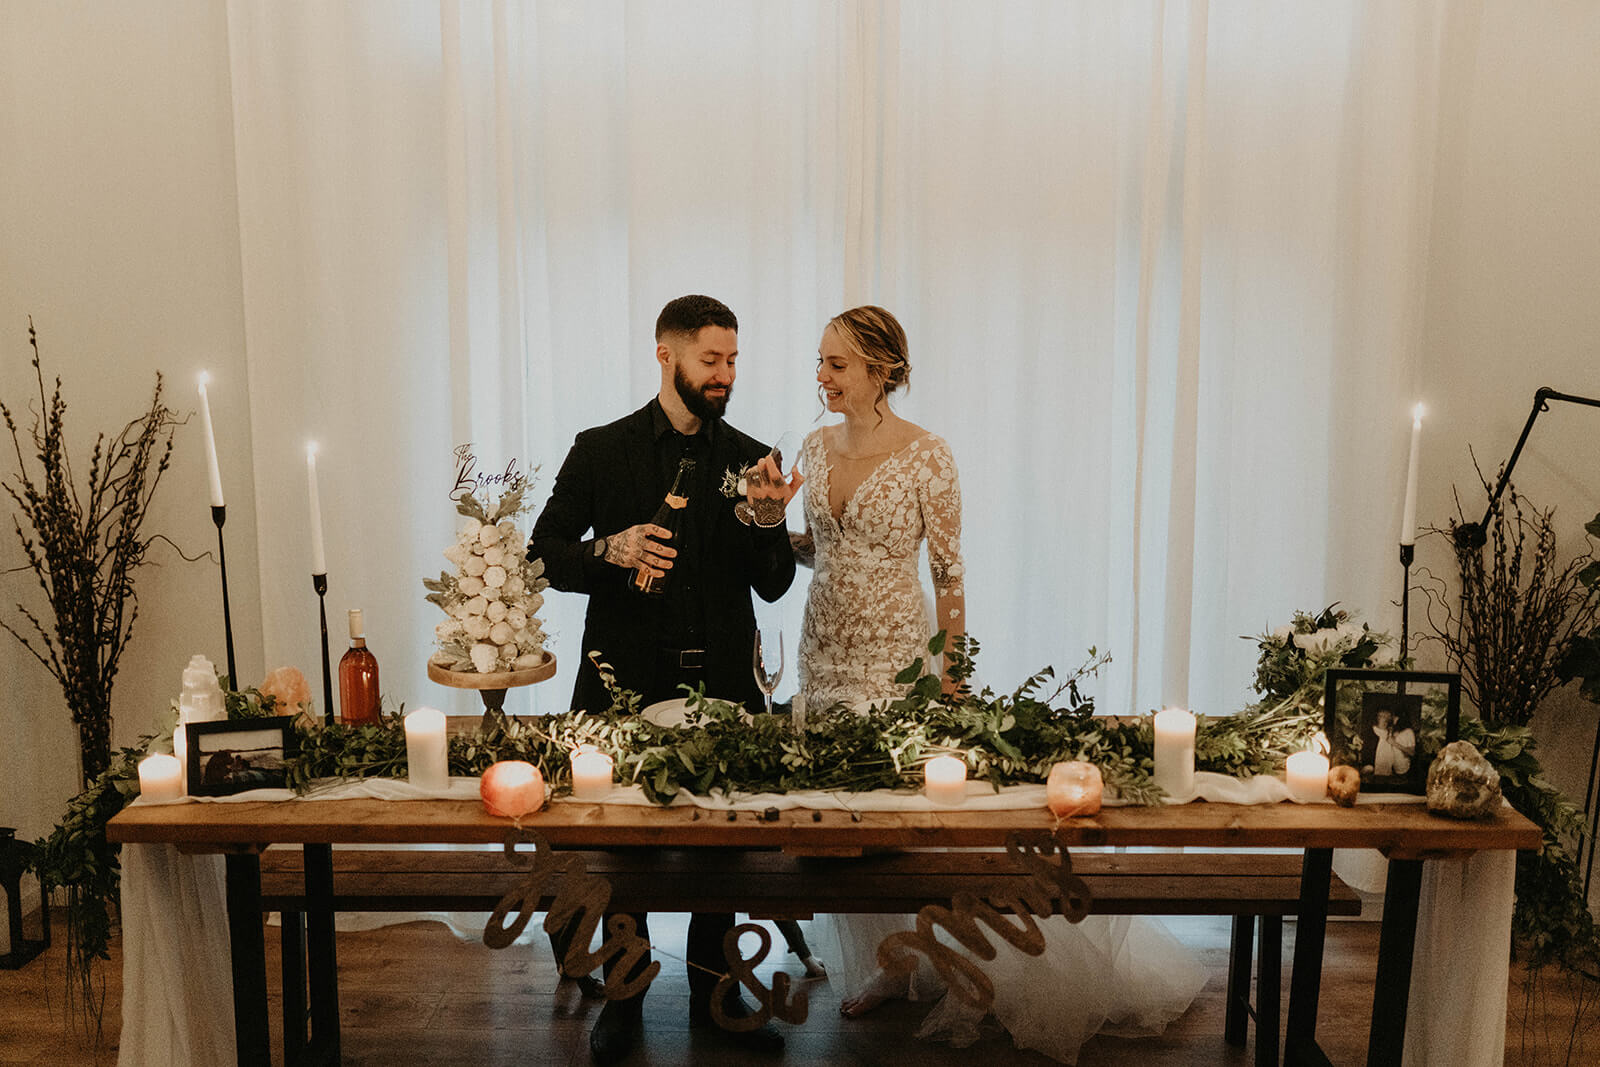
[1322,669,1460,795]
[184,716,298,797]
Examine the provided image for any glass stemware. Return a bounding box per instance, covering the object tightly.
[753,627,785,718]
[743,431,801,527]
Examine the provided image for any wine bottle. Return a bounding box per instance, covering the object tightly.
[635,457,695,595]
[338,608,382,724]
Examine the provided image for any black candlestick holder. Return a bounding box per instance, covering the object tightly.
[314,572,333,726]
[213,505,238,686]
[1398,542,1414,664]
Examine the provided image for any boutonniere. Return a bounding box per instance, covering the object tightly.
[719,464,748,499]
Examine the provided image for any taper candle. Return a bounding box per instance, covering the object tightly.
[306,442,327,575]
[1400,403,1424,545]
[197,372,224,507]
[1153,707,1197,798]
[404,707,449,791]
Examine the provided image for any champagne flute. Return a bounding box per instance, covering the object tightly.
[753,627,785,718]
[744,431,801,528]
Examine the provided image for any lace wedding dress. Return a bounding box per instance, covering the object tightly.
[795,428,1205,1064]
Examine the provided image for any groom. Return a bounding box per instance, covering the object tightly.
[529,294,800,1064]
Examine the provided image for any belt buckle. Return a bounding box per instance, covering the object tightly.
[678,648,706,670]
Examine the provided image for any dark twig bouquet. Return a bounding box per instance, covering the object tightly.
[1419,474,1600,727]
[0,319,180,785]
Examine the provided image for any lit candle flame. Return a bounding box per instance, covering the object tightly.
[306,440,319,458]
[1412,402,1425,426]
[1310,731,1329,756]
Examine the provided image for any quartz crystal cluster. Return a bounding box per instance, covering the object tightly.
[1425,740,1503,820]
[425,490,550,674]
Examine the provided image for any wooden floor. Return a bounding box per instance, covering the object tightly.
[2,912,1595,1065]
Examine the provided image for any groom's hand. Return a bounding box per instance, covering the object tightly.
[604,523,676,577]
[745,454,804,508]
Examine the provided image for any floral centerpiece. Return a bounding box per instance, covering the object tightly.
[424,485,550,674]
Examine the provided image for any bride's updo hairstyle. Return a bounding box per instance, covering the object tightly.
[826,306,910,420]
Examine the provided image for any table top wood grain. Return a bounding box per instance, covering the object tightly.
[107,796,1543,856]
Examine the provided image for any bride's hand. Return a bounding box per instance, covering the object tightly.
[603,523,676,576]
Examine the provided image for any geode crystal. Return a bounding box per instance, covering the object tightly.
[1426,741,1502,820]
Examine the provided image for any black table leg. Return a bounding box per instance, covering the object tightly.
[1367,857,1424,1067]
[1225,915,1254,1047]
[224,851,271,1067]
[1284,847,1332,1066]
[1257,915,1282,1067]
[281,909,307,1061]
[304,843,342,1062]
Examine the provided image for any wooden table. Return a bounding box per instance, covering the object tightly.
[108,799,1541,1067]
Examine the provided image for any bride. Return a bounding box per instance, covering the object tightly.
[792,306,1205,1063]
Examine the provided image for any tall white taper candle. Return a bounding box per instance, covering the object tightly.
[197,372,224,507]
[1400,403,1424,545]
[306,442,327,575]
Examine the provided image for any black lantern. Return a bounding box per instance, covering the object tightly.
[0,826,50,968]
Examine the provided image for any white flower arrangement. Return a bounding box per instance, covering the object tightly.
[423,483,551,673]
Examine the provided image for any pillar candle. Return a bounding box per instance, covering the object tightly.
[306,442,327,575]
[923,755,968,806]
[173,724,188,794]
[481,760,545,818]
[404,707,449,791]
[1046,761,1103,817]
[1153,708,1196,798]
[138,754,184,803]
[1400,403,1423,545]
[570,744,615,800]
[1286,733,1332,803]
[197,372,224,507]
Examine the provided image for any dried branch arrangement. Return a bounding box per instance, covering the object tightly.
[1,319,180,784]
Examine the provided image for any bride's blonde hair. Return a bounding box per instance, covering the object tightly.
[824,306,910,421]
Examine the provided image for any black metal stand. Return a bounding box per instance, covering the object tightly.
[1399,542,1414,664]
[213,505,237,686]
[314,573,333,726]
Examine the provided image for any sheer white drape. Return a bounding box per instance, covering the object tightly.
[228,0,1444,719]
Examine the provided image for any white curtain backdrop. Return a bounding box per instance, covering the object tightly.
[226,0,1445,720]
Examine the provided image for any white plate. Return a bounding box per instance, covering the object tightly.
[639,697,753,727]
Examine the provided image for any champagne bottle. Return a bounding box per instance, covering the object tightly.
[338,608,382,724]
[635,457,695,595]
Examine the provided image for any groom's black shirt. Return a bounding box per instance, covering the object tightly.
[529,398,794,715]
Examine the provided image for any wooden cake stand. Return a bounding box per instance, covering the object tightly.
[427,651,557,730]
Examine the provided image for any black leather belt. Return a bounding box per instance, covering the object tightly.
[662,647,706,670]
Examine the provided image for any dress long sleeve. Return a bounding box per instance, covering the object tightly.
[917,438,965,603]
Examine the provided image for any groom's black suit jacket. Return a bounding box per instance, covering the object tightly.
[530,399,795,715]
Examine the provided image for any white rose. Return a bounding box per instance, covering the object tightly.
[478,523,501,547]
[443,543,470,566]
[1271,624,1295,643]
[1294,630,1339,655]
[513,652,545,671]
[448,600,471,620]
[483,565,507,589]
[470,642,498,673]
[502,574,525,597]
[498,521,517,540]
[464,595,489,615]
[1334,622,1366,647]
[1370,643,1399,666]
[501,530,526,554]
[482,546,505,568]
[505,608,528,630]
[498,640,518,659]
[487,599,508,622]
[458,575,486,596]
[462,555,488,577]
[490,621,515,645]
[462,615,491,640]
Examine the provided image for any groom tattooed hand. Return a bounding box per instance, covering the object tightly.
[603,523,677,578]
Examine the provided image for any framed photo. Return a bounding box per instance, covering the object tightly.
[185,716,298,796]
[1322,670,1460,795]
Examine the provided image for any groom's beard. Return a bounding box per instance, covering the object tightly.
[675,364,731,421]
